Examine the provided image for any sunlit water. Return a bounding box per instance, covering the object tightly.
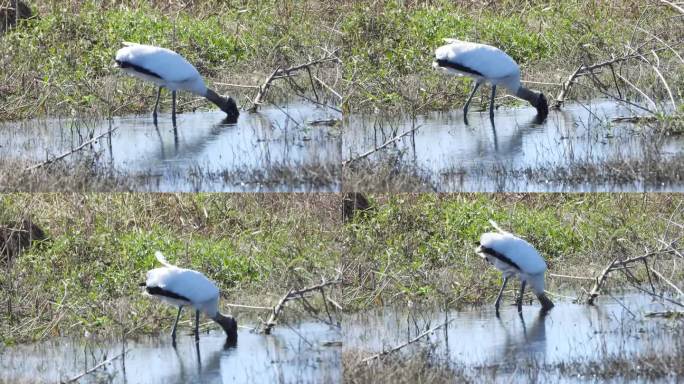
[344,293,682,382]
[343,100,684,192]
[0,322,341,384]
[0,103,341,192]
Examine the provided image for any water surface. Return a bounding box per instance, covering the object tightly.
[343,100,683,192]
[344,293,683,382]
[0,103,341,192]
[0,322,341,383]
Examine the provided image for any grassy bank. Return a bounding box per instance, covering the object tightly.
[340,0,683,113]
[2,1,681,120]
[0,193,343,344]
[2,193,682,344]
[342,193,684,310]
[0,0,342,120]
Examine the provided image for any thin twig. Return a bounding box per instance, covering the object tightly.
[343,124,422,166]
[25,126,119,171]
[63,349,127,383]
[361,319,453,363]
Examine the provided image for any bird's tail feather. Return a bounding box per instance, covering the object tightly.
[488,219,508,234]
[155,251,174,267]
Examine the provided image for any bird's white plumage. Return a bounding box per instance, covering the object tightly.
[479,231,547,275]
[115,43,207,95]
[145,252,220,317]
[433,40,521,91]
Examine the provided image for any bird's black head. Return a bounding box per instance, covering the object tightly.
[215,314,238,347]
[217,96,239,123]
[205,89,240,123]
[533,93,549,121]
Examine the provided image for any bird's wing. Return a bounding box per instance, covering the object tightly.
[479,232,547,275]
[115,44,203,84]
[435,41,519,80]
[146,267,219,304]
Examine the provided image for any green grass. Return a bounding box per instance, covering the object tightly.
[2,1,680,119]
[343,194,684,309]
[340,0,683,112]
[0,193,342,344]
[0,0,342,119]
[1,193,682,343]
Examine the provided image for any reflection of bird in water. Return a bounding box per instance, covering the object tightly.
[496,312,548,371]
[476,220,554,316]
[115,42,239,123]
[154,116,238,162]
[141,251,238,347]
[433,39,548,123]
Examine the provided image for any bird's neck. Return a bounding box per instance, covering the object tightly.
[212,312,238,345]
[205,89,240,121]
[515,86,548,119]
[515,87,540,105]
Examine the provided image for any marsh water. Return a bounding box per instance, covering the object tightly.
[2,100,682,192]
[344,293,683,382]
[0,321,341,384]
[0,102,341,192]
[344,100,684,192]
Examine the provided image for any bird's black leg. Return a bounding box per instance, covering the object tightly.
[171,90,177,124]
[489,85,497,121]
[153,87,162,123]
[171,305,183,347]
[194,310,200,342]
[463,81,481,122]
[494,276,509,317]
[517,280,527,313]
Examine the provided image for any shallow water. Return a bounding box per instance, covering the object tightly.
[0,102,341,192]
[344,293,683,382]
[343,100,684,192]
[0,321,341,384]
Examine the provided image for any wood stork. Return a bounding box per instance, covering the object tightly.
[433,39,548,122]
[476,220,554,315]
[115,42,240,123]
[142,251,237,346]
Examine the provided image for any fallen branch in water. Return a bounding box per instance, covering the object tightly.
[587,244,683,305]
[63,349,127,383]
[551,46,676,110]
[248,54,340,112]
[361,319,453,363]
[25,126,118,171]
[342,124,422,166]
[260,276,342,335]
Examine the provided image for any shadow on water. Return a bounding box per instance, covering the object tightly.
[0,321,341,383]
[344,293,683,382]
[343,100,684,192]
[0,102,342,192]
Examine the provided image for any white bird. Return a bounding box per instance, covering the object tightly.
[475,220,554,315]
[433,39,548,121]
[115,42,239,123]
[141,251,237,346]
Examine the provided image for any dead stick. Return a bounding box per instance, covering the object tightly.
[343,124,422,166]
[249,67,280,113]
[650,268,684,296]
[25,126,119,171]
[63,349,127,383]
[588,256,620,305]
[263,287,293,335]
[262,278,341,334]
[361,320,453,363]
[552,65,583,109]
